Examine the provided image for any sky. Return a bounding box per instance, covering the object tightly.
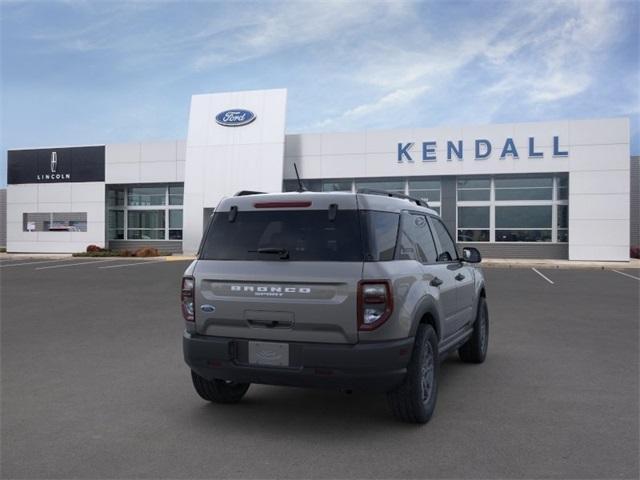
[1,0,639,186]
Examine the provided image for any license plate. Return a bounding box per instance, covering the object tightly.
[248,341,289,367]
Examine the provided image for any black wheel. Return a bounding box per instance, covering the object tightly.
[387,324,439,424]
[458,296,489,364]
[191,371,250,404]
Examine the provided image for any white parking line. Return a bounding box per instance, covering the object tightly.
[612,269,640,281]
[98,260,166,269]
[532,267,555,284]
[0,258,74,268]
[35,259,120,270]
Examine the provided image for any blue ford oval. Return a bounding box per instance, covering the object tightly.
[215,109,256,127]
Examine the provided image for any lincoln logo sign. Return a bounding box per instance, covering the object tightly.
[37,151,70,181]
[397,136,569,163]
[215,109,256,127]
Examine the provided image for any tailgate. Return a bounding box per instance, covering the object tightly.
[194,260,362,344]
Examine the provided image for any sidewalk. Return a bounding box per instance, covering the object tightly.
[481,257,640,270]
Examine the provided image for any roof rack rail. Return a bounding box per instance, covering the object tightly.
[234,190,266,197]
[357,188,430,208]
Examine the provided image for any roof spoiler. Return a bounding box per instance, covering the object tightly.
[234,190,266,197]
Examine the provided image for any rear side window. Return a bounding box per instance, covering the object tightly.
[397,213,438,263]
[429,217,458,262]
[200,210,363,261]
[361,211,400,261]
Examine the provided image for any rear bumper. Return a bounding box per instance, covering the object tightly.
[183,332,414,392]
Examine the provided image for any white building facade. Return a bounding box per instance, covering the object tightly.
[5,88,634,261]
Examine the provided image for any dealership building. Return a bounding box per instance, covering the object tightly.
[4,88,638,261]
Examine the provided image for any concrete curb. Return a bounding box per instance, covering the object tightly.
[481,258,640,270]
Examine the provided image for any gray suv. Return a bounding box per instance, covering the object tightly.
[182,190,488,423]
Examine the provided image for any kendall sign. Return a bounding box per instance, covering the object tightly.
[397,136,568,163]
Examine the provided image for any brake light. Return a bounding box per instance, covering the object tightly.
[357,280,393,331]
[181,276,195,322]
[254,201,311,208]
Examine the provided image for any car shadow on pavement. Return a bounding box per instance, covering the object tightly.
[180,355,473,437]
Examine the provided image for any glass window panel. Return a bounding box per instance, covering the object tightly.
[557,205,568,228]
[495,230,552,242]
[169,229,183,240]
[557,175,569,189]
[169,185,184,205]
[127,187,166,206]
[410,190,441,203]
[127,229,165,240]
[458,189,491,201]
[23,212,87,232]
[283,180,298,192]
[356,178,404,192]
[458,230,490,242]
[457,178,490,189]
[322,180,352,192]
[169,210,183,229]
[409,179,441,190]
[108,229,124,240]
[107,188,125,206]
[557,230,568,242]
[127,210,165,229]
[495,206,552,228]
[494,176,552,188]
[108,210,124,229]
[458,207,490,228]
[495,187,553,201]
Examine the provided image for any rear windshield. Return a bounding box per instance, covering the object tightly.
[200,210,363,261]
[200,209,401,262]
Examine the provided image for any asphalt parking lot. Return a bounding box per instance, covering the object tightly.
[1,258,638,479]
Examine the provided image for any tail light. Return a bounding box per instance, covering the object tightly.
[357,280,393,331]
[181,276,195,322]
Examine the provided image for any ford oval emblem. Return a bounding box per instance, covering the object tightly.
[215,109,256,127]
[200,304,216,313]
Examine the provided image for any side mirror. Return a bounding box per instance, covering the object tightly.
[462,247,482,263]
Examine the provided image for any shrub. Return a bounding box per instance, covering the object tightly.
[631,246,640,259]
[134,247,160,257]
[86,244,104,253]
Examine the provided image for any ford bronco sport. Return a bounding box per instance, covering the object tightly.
[182,190,488,423]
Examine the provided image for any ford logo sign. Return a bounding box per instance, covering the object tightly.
[200,304,216,313]
[215,109,256,127]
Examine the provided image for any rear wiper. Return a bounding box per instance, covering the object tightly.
[249,247,290,260]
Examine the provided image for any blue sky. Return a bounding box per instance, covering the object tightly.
[1,0,638,186]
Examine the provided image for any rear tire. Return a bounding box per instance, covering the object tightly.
[191,371,250,404]
[458,296,489,364]
[386,324,439,424]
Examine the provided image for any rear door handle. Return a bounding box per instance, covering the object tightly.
[455,273,465,281]
[430,277,443,287]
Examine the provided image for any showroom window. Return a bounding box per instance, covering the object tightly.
[457,178,491,201]
[457,206,490,242]
[495,205,552,242]
[456,174,568,243]
[494,176,553,201]
[107,184,183,241]
[355,178,405,194]
[408,178,441,214]
[23,212,87,232]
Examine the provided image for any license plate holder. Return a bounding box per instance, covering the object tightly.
[248,341,289,367]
